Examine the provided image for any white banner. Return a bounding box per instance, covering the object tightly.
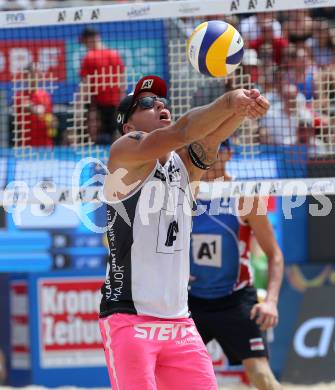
[0,0,334,28]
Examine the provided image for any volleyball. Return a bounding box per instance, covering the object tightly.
[187,20,244,77]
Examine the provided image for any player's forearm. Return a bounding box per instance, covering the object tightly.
[201,113,245,146]
[266,252,284,304]
[185,114,245,168]
[176,91,236,144]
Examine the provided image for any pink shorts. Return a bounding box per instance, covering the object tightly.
[99,313,217,390]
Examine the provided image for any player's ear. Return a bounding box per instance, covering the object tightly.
[123,123,136,134]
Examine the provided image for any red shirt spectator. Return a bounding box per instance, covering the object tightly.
[80,48,125,107]
[14,88,54,147]
[249,37,288,65]
[79,27,125,145]
[249,20,288,65]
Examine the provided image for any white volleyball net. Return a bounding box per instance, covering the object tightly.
[0,0,335,206]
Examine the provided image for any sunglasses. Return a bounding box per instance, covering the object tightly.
[126,96,169,121]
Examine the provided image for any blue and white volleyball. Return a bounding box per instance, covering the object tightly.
[187,20,244,77]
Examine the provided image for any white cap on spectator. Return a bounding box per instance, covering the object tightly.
[242,49,260,66]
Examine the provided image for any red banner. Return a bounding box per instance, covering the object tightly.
[0,40,66,81]
[38,277,105,367]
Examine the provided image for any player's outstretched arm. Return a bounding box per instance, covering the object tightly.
[178,112,246,182]
[177,90,270,182]
[109,89,261,167]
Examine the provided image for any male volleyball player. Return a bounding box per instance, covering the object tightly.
[189,141,284,390]
[100,74,269,390]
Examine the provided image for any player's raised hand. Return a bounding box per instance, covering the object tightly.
[229,89,270,120]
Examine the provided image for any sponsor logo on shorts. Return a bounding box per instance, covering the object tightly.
[249,337,265,351]
[134,323,198,341]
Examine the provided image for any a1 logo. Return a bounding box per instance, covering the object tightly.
[141,79,154,90]
[192,234,222,268]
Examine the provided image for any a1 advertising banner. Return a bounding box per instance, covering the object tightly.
[10,280,31,369]
[282,285,335,384]
[269,265,335,379]
[38,276,104,368]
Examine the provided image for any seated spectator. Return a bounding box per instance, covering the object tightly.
[259,65,282,105]
[282,9,314,48]
[282,46,317,101]
[296,118,315,145]
[249,20,288,65]
[240,12,282,44]
[13,63,56,147]
[227,49,261,93]
[240,48,261,86]
[296,117,332,157]
[280,43,297,70]
[260,83,312,145]
[307,19,335,66]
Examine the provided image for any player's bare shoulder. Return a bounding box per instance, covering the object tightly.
[107,131,155,179]
[106,131,156,200]
[109,131,147,162]
[112,131,147,149]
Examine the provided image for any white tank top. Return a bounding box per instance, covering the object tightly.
[100,152,194,319]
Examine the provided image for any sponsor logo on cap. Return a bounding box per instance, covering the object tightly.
[141,79,154,90]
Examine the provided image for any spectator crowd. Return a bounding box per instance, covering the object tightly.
[6,3,335,156]
[233,9,335,153]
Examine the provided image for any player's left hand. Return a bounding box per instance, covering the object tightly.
[250,300,278,331]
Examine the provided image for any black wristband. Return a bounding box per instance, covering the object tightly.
[188,144,211,170]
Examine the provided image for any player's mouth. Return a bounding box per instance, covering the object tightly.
[159,110,171,122]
